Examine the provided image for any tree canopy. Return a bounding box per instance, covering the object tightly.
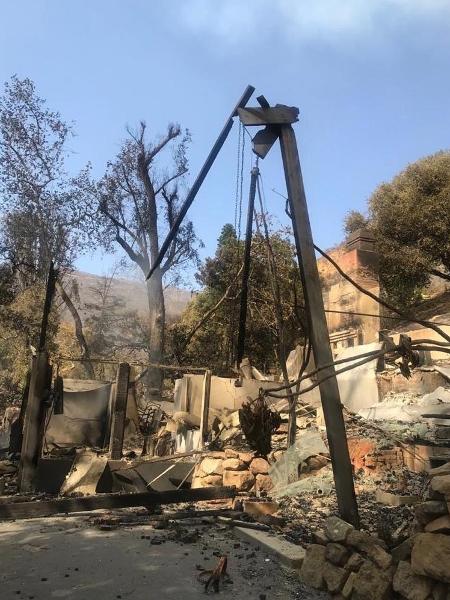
[343,210,369,238]
[0,76,93,285]
[169,223,306,374]
[369,151,450,306]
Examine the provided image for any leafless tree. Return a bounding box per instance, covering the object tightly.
[97,122,202,402]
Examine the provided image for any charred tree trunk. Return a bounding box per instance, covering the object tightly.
[145,268,165,403]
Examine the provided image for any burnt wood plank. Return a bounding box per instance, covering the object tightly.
[199,369,212,448]
[0,486,236,520]
[238,106,299,126]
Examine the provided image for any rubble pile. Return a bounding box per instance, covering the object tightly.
[299,464,450,599]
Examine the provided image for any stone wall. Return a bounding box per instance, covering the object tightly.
[299,463,450,598]
[191,450,272,493]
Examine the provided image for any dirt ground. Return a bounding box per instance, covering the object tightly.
[0,511,327,600]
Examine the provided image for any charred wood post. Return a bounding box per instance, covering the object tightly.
[279,125,359,527]
[18,351,50,492]
[18,262,57,492]
[199,369,212,448]
[239,101,359,527]
[109,362,131,460]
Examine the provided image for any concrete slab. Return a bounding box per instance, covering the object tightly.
[0,514,299,599]
[234,526,306,569]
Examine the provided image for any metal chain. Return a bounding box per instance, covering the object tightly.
[237,125,245,242]
[234,122,242,235]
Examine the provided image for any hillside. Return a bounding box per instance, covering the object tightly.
[69,271,193,322]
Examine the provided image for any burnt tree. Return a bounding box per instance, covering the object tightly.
[98,122,201,403]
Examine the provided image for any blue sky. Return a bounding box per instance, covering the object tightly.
[1,0,450,286]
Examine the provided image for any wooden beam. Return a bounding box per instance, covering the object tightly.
[199,369,212,448]
[109,363,131,460]
[278,124,359,528]
[18,351,50,493]
[238,105,299,126]
[0,486,237,520]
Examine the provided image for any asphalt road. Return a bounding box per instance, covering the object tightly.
[0,513,310,599]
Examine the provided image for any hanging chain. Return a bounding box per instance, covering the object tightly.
[234,122,242,235]
[237,126,245,242]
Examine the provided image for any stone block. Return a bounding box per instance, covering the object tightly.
[432,581,448,600]
[428,462,450,477]
[325,516,354,543]
[393,560,433,600]
[222,458,246,471]
[425,515,450,533]
[243,500,279,517]
[271,450,284,463]
[376,489,420,506]
[307,455,328,471]
[347,530,392,570]
[200,457,223,476]
[234,527,306,569]
[323,561,348,594]
[431,474,450,496]
[411,533,450,584]
[352,560,392,600]
[345,552,364,572]
[255,474,273,492]
[313,529,328,545]
[202,475,223,487]
[342,571,357,598]
[415,501,448,525]
[249,457,270,475]
[223,469,255,491]
[224,449,239,458]
[238,452,254,464]
[391,536,416,563]
[299,544,327,589]
[326,542,349,566]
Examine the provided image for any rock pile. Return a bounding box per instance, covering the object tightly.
[300,515,395,598]
[300,463,450,598]
[191,450,273,493]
